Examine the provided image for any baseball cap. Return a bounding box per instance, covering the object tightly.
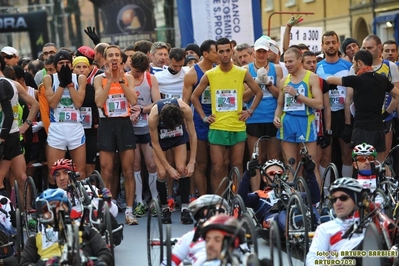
[184,54,198,66]
[254,36,270,51]
[75,46,95,64]
[1,46,18,56]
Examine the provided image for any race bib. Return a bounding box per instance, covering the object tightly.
[260,83,273,98]
[58,109,79,122]
[105,94,129,117]
[329,87,345,111]
[159,125,184,139]
[80,107,92,128]
[41,228,58,250]
[216,89,238,112]
[284,93,305,112]
[201,87,211,104]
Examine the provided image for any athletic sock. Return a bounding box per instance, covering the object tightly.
[148,172,159,200]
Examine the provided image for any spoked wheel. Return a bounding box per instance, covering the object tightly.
[23,176,37,238]
[362,223,386,266]
[372,188,391,217]
[147,199,163,266]
[286,192,309,266]
[320,163,338,201]
[269,220,283,266]
[15,208,24,264]
[294,176,314,231]
[221,167,241,204]
[13,181,20,210]
[231,194,246,218]
[165,224,172,266]
[102,203,115,266]
[89,170,105,190]
[240,212,258,255]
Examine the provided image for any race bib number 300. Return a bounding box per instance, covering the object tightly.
[216,89,238,112]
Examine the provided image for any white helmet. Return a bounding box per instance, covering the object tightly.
[329,177,362,194]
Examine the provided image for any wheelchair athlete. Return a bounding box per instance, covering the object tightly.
[161,194,229,266]
[50,159,123,246]
[306,177,364,266]
[20,188,113,266]
[238,158,321,231]
[0,195,18,265]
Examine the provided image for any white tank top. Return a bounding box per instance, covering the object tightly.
[133,72,152,135]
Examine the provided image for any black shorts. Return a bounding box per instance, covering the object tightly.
[331,110,345,138]
[135,133,150,144]
[384,119,393,133]
[351,127,385,152]
[97,118,136,152]
[246,123,277,138]
[85,129,98,164]
[3,132,23,160]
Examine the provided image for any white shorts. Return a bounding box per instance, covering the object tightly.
[47,123,85,150]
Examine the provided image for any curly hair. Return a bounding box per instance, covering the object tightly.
[159,104,184,130]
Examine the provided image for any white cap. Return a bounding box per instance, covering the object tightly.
[1,46,18,56]
[268,39,280,55]
[254,36,270,51]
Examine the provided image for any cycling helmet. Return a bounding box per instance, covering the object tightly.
[36,188,72,214]
[262,159,285,171]
[188,194,229,221]
[352,143,377,159]
[50,158,75,177]
[201,214,245,248]
[329,177,363,194]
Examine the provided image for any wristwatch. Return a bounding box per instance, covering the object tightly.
[294,91,300,100]
[119,80,125,84]
[25,119,33,126]
[247,108,253,116]
[325,129,332,136]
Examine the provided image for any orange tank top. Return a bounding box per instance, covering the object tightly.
[101,76,130,118]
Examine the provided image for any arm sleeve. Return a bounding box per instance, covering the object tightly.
[0,83,14,140]
[20,236,40,266]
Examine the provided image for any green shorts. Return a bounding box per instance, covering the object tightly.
[208,129,247,146]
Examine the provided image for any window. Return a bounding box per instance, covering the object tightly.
[265,0,274,12]
[285,0,296,7]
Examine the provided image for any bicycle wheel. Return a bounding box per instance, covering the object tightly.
[372,188,391,217]
[294,176,314,231]
[165,224,172,266]
[231,194,246,218]
[362,222,386,266]
[286,192,309,266]
[89,170,105,190]
[147,199,163,266]
[320,163,338,200]
[15,208,24,264]
[240,212,258,255]
[24,176,37,238]
[103,203,115,266]
[14,180,20,209]
[269,220,283,266]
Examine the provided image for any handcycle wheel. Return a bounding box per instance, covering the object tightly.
[320,163,338,200]
[362,222,386,266]
[103,203,115,266]
[269,220,283,266]
[372,188,391,217]
[294,176,314,231]
[165,224,172,266]
[231,194,246,218]
[285,192,309,266]
[89,170,105,190]
[222,167,241,205]
[15,208,24,264]
[147,199,163,266]
[23,176,37,238]
[240,212,258,255]
[13,180,20,209]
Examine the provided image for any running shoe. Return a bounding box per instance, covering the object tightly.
[162,208,172,224]
[125,212,139,225]
[180,209,193,224]
[133,202,146,218]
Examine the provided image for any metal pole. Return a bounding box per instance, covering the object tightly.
[267,11,315,36]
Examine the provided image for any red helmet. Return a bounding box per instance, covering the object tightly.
[201,214,245,248]
[50,159,75,177]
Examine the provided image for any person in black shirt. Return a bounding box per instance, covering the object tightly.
[326,49,399,161]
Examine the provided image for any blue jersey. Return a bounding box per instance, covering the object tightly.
[192,64,212,119]
[316,58,352,112]
[246,63,277,123]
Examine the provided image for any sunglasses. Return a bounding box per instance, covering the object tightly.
[330,195,350,204]
[356,155,375,162]
[267,170,283,176]
[4,54,15,60]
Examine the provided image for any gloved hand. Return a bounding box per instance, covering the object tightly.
[255,67,270,84]
[317,135,331,149]
[58,65,73,88]
[84,26,100,45]
[287,15,303,27]
[247,159,259,177]
[101,188,112,204]
[32,121,43,134]
[302,157,315,173]
[342,124,352,144]
[9,210,16,228]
